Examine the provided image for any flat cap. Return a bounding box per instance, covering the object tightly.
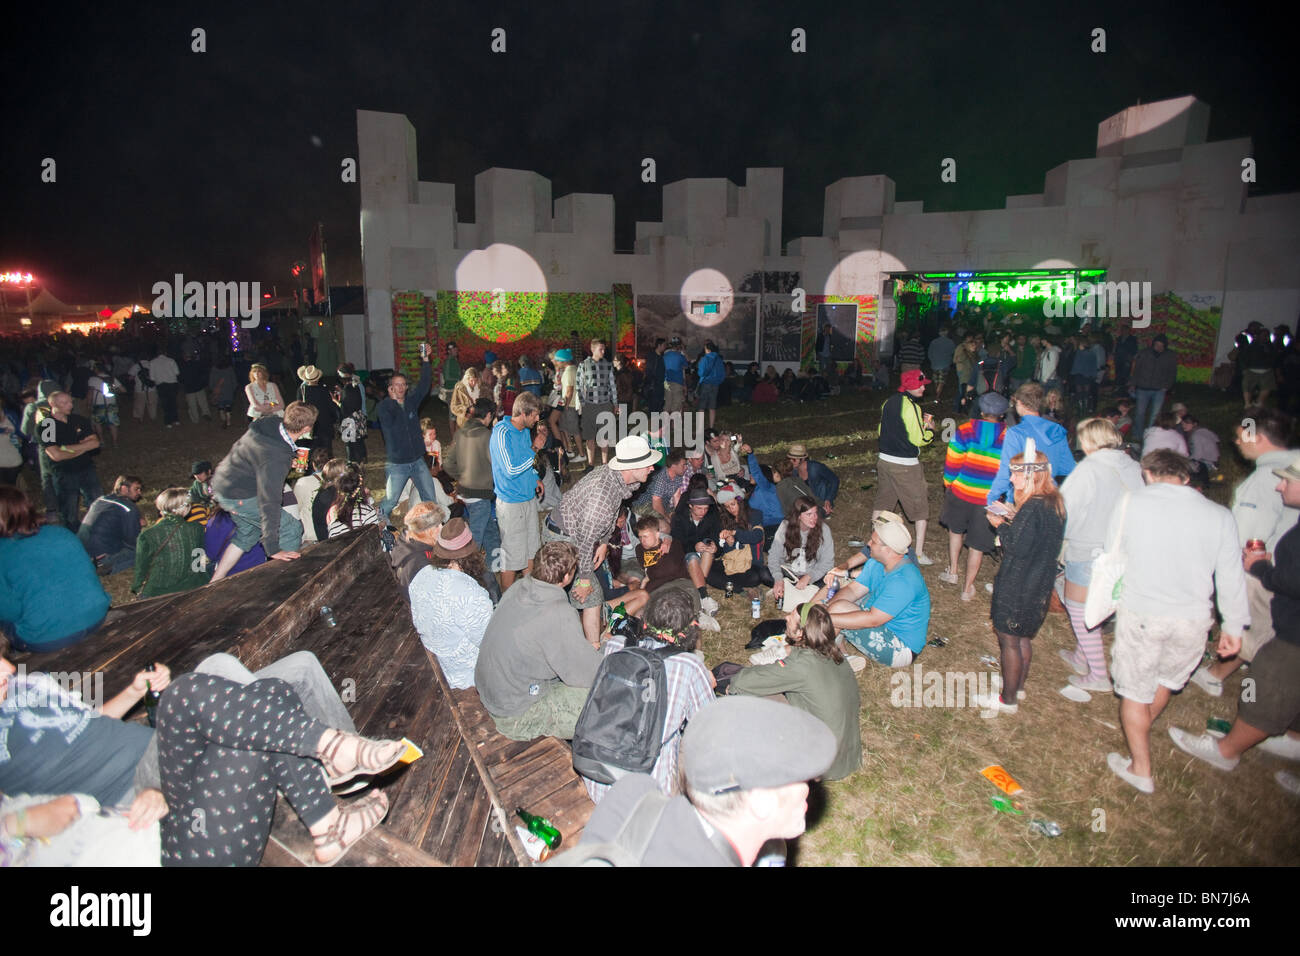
[682,697,836,795]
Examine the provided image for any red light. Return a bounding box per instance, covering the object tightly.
[263,293,272,299]
[99,308,112,318]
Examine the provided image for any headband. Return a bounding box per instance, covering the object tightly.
[799,602,813,629]
[1009,437,1051,474]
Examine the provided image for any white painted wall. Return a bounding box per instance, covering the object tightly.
[357,97,1299,369]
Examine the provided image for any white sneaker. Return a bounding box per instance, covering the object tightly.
[1276,770,1300,796]
[700,596,720,615]
[1107,752,1155,793]
[973,691,1018,717]
[697,612,721,632]
[1187,665,1224,698]
[1258,734,1300,762]
[938,569,960,585]
[915,552,934,566]
[567,453,585,463]
[985,582,994,594]
[1068,672,1113,693]
[1169,727,1239,771]
[749,641,790,666]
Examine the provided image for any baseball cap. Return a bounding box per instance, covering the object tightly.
[899,369,931,393]
[681,697,837,796]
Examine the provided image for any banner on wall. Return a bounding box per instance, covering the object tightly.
[634,293,759,362]
[431,289,616,369]
[1153,291,1223,383]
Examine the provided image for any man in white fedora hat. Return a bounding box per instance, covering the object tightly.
[543,434,662,646]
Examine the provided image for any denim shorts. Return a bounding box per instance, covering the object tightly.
[1064,559,1094,587]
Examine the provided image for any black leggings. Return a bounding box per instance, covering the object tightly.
[157,673,333,867]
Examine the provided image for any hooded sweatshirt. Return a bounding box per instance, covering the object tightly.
[212,415,298,547]
[986,413,1076,504]
[473,576,602,717]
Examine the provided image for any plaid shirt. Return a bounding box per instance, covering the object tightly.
[557,465,640,576]
[581,635,715,804]
[577,357,616,406]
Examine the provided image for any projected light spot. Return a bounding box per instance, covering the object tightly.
[453,244,549,343]
[679,268,734,325]
[1033,258,1077,270]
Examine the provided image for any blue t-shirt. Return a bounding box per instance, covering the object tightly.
[853,558,931,654]
[662,350,687,385]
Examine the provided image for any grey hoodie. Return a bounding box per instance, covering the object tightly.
[474,576,601,717]
[212,416,297,548]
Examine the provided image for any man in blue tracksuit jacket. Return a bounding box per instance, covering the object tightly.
[986,383,1076,505]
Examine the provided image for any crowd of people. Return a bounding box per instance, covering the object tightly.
[3,314,1299,867]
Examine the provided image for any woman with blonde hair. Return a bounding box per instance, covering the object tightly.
[132,488,210,598]
[245,364,284,420]
[448,366,481,430]
[977,440,1067,714]
[1057,417,1144,693]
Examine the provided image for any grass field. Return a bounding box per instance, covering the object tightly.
[45,382,1300,866]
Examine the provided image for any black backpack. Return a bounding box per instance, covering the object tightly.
[572,638,688,785]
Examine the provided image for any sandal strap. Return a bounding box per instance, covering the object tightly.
[313,792,388,857]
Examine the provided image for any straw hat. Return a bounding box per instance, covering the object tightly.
[297,365,323,384]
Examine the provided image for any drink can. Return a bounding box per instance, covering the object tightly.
[516,826,552,863]
[1246,539,1266,553]
[751,597,761,619]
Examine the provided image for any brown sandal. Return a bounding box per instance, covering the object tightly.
[317,730,408,788]
[312,790,390,866]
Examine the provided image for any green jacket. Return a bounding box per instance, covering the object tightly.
[729,646,862,780]
[132,515,210,598]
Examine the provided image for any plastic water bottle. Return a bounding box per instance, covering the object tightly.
[725,580,734,599]
[751,597,761,619]
[823,572,840,604]
[320,606,337,628]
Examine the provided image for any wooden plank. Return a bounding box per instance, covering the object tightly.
[419,736,479,858]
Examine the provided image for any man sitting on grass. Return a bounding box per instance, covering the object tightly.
[819,513,931,670]
[619,515,720,630]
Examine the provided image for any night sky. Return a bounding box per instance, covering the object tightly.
[2,1,1295,304]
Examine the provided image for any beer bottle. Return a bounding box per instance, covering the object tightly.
[515,807,562,850]
[143,664,162,728]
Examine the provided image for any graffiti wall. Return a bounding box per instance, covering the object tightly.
[803,294,878,369]
[1151,291,1223,383]
[431,289,616,370]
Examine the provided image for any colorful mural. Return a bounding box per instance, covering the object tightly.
[802,294,879,369]
[1150,291,1223,383]
[431,289,616,369]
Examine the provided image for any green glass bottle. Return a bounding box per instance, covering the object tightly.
[143,679,159,728]
[515,807,561,850]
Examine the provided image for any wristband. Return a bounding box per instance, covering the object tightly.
[15,809,27,839]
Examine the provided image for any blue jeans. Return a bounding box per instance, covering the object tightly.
[98,546,137,575]
[381,459,439,519]
[52,467,103,534]
[1134,388,1166,433]
[213,492,303,554]
[463,499,502,569]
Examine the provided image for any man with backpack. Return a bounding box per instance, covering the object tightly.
[574,586,715,804]
[556,696,836,866]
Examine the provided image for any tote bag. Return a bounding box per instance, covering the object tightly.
[1084,492,1130,629]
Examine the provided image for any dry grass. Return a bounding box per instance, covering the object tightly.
[58,385,1300,865]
